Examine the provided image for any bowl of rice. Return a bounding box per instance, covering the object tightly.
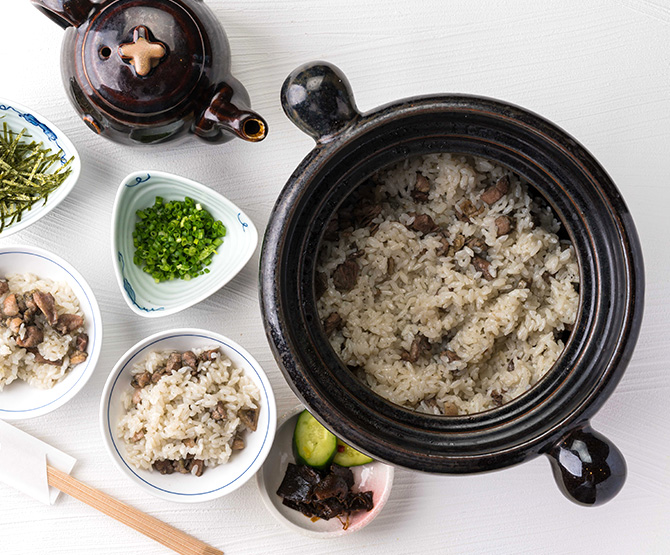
[259,62,644,506]
[0,245,102,419]
[100,328,276,503]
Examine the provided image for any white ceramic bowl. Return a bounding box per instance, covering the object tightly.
[111,170,258,318]
[0,98,81,238]
[0,246,102,419]
[257,405,394,537]
[100,328,276,503]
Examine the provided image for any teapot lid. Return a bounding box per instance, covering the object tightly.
[80,0,206,116]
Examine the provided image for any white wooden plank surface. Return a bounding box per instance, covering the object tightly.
[1,1,669,553]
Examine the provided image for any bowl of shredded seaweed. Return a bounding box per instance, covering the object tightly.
[0,98,80,237]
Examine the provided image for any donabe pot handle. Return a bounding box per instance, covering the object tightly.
[281,61,361,144]
[546,423,626,506]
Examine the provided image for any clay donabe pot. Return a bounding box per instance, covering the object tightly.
[32,0,267,145]
[260,61,645,506]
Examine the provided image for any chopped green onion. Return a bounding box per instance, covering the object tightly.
[132,196,226,283]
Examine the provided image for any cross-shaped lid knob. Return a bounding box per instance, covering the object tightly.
[118,25,166,77]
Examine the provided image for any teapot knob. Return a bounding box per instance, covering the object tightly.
[281,61,361,144]
[546,422,626,506]
[31,0,96,29]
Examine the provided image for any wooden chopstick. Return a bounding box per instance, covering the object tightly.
[46,465,223,555]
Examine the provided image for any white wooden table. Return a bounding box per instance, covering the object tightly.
[1,1,669,553]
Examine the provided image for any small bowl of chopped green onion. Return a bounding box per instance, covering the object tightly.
[111,170,258,317]
[0,98,81,237]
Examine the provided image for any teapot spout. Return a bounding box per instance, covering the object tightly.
[195,82,268,144]
[31,0,96,28]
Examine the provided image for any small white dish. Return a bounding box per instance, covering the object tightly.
[0,246,102,420]
[111,170,258,318]
[0,98,81,238]
[100,328,276,503]
[256,405,394,537]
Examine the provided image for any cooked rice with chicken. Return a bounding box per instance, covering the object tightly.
[118,347,261,476]
[0,273,88,390]
[316,154,579,415]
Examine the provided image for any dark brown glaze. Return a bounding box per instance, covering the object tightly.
[31,0,267,145]
[260,61,644,505]
[31,0,95,28]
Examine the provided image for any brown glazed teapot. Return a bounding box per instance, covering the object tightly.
[32,0,268,145]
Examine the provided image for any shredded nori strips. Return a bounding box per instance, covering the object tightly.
[0,123,73,232]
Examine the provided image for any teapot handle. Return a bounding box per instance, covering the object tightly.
[546,422,626,506]
[31,0,96,29]
[280,61,361,144]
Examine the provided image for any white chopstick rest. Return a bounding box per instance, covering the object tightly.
[0,420,222,554]
[0,420,76,504]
